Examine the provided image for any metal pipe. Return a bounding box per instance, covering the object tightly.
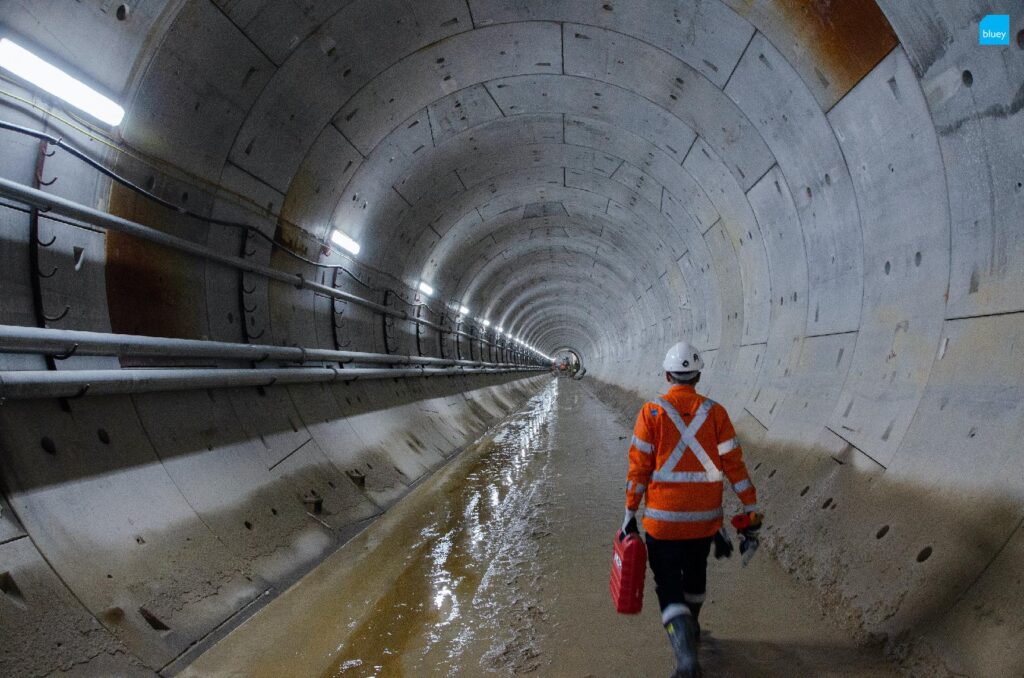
[0,324,520,368]
[0,178,537,363]
[0,365,547,399]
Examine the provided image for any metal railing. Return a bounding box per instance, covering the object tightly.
[0,176,541,364]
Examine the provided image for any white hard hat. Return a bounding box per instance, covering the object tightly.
[663,341,704,374]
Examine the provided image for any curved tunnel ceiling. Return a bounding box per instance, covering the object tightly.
[1,0,1023,675]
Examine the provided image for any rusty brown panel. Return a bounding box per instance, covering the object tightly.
[273,219,317,260]
[725,0,898,110]
[105,182,207,344]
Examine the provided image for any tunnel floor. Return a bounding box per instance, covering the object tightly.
[183,379,896,677]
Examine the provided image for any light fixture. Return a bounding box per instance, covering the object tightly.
[496,326,504,333]
[0,38,125,126]
[458,305,469,315]
[481,319,490,327]
[418,281,434,296]
[329,229,360,255]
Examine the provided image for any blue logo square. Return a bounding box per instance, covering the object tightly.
[979,15,1010,45]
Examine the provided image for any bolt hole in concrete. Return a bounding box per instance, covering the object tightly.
[962,70,973,87]
[822,498,833,509]
[116,3,129,21]
[139,607,170,631]
[97,428,110,444]
[40,436,56,455]
[1019,29,1024,48]
[917,546,933,563]
[0,571,26,609]
[800,486,810,496]
[876,525,890,539]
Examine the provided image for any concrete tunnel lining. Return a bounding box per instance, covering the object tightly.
[0,0,1023,675]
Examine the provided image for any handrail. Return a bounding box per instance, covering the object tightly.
[0,324,516,368]
[0,177,539,364]
[0,365,548,399]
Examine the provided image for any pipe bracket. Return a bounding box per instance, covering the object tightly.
[53,343,79,360]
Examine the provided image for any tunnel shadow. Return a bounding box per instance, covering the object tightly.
[698,635,894,677]
[0,371,539,491]
[0,374,548,673]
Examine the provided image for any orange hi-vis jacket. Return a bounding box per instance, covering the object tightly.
[625,384,759,540]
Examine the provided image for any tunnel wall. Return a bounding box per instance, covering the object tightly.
[0,4,548,675]
[585,4,1024,677]
[0,1,1021,676]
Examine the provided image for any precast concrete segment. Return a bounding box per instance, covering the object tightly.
[226,0,475,193]
[879,1,1024,318]
[0,374,547,674]
[744,165,809,430]
[824,47,949,467]
[724,32,865,337]
[562,23,775,190]
[468,0,755,88]
[682,138,772,345]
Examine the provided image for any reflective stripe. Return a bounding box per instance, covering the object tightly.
[652,398,723,483]
[718,437,739,454]
[743,503,761,514]
[733,478,753,494]
[644,507,724,522]
[662,603,689,624]
[635,483,646,496]
[626,480,633,492]
[631,435,654,454]
[683,592,706,604]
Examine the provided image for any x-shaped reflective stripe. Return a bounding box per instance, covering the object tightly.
[651,398,723,483]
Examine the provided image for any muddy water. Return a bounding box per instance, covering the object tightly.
[186,379,895,677]
[323,384,556,676]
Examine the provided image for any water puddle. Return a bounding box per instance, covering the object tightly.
[323,381,558,676]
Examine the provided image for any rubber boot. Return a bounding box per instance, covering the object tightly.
[685,602,703,644]
[665,613,702,678]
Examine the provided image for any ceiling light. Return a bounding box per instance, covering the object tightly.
[0,38,125,126]
[329,229,360,255]
[481,319,490,327]
[418,281,434,296]
[458,305,469,315]
[496,326,504,333]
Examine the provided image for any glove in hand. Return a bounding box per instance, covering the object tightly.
[713,527,733,559]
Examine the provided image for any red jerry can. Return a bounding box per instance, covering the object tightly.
[610,530,647,614]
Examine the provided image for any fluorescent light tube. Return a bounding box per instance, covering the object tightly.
[418,281,434,296]
[329,229,360,255]
[0,38,125,126]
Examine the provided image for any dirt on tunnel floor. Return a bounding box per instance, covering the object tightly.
[183,378,896,678]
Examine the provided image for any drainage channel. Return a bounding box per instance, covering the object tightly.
[182,381,558,677]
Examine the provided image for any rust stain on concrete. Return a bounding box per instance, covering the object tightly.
[728,0,898,108]
[105,182,206,345]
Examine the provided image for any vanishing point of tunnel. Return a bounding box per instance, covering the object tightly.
[0,1,1022,677]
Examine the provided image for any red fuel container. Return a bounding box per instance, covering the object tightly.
[610,530,647,614]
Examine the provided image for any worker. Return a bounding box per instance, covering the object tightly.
[621,340,761,678]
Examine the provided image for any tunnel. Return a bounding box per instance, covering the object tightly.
[0,1,1022,676]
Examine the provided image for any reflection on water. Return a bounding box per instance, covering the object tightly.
[324,381,558,677]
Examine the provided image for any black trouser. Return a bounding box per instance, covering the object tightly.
[645,534,713,623]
